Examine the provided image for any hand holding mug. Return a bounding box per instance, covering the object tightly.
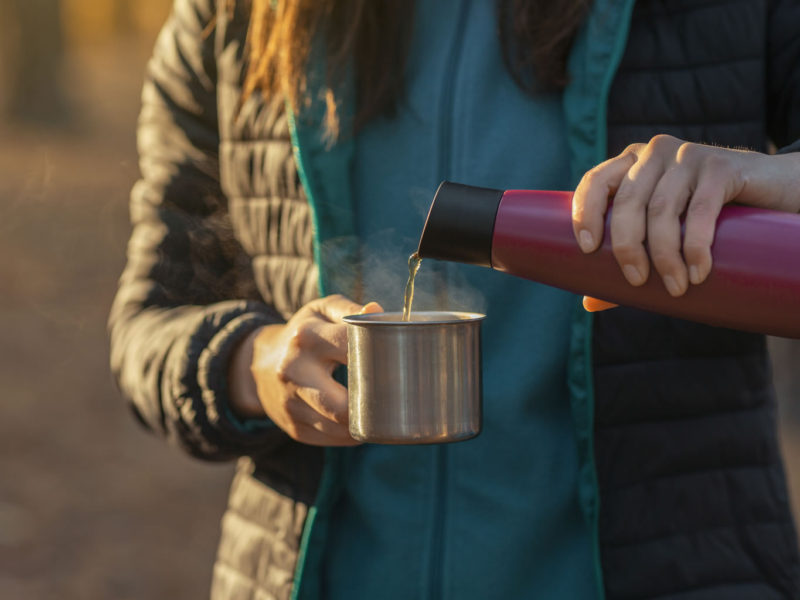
[228,295,382,446]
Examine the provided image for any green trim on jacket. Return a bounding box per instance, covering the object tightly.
[285,52,358,599]
[563,1,637,597]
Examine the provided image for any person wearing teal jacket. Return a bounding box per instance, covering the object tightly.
[110,0,800,598]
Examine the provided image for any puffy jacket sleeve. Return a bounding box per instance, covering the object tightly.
[109,0,285,460]
[768,0,800,154]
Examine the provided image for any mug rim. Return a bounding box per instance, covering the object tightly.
[343,311,485,325]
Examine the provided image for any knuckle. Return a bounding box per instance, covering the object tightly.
[676,141,697,162]
[682,236,704,251]
[612,240,640,263]
[317,393,346,423]
[612,184,636,206]
[682,240,707,262]
[296,303,315,319]
[650,134,679,150]
[293,322,317,348]
[649,249,679,271]
[275,368,291,385]
[275,355,295,384]
[331,406,348,425]
[331,330,349,354]
[623,142,644,155]
[647,193,673,218]
[687,196,715,218]
[581,166,603,186]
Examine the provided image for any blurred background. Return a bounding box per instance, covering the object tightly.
[0,1,232,598]
[1,1,799,599]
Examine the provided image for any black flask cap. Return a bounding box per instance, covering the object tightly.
[417,181,504,268]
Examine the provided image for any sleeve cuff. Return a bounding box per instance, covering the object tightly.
[197,306,284,451]
[777,140,800,154]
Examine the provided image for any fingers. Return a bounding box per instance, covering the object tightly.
[578,136,745,299]
[253,294,386,448]
[609,139,680,287]
[276,358,358,446]
[646,165,693,296]
[296,363,349,424]
[295,321,348,364]
[285,395,359,447]
[283,419,360,446]
[287,426,360,447]
[573,148,639,253]
[644,145,736,294]
[297,297,384,364]
[278,350,349,421]
[682,165,730,286]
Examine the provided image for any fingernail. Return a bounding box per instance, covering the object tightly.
[623,264,644,285]
[689,265,701,285]
[579,230,594,252]
[663,275,681,297]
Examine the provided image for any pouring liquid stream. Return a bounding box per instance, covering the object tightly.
[402,252,422,321]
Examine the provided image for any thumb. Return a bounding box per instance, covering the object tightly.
[583,296,618,312]
[314,294,367,323]
[314,295,385,323]
[359,301,384,314]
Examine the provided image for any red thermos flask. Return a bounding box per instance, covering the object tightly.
[417,181,800,338]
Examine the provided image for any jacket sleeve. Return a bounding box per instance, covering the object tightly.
[767,0,800,154]
[109,0,286,461]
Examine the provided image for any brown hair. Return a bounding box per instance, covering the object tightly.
[244,0,591,139]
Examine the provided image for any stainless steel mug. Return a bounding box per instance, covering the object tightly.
[343,311,485,444]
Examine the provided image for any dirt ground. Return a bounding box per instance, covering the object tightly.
[2,30,800,600]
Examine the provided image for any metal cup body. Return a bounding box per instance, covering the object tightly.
[343,311,484,444]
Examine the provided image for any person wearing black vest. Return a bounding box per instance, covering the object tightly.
[109,1,800,597]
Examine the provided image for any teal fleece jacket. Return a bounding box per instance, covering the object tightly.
[286,1,637,598]
[325,0,592,597]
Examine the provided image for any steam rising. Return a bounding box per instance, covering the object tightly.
[354,238,488,316]
[312,188,489,314]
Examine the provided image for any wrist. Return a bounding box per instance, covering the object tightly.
[772,152,800,213]
[742,151,800,213]
[227,327,266,418]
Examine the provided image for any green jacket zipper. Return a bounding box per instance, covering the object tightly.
[563,1,637,597]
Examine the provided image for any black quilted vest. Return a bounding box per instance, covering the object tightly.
[595,0,800,597]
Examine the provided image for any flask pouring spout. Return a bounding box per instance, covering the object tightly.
[417,181,505,268]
